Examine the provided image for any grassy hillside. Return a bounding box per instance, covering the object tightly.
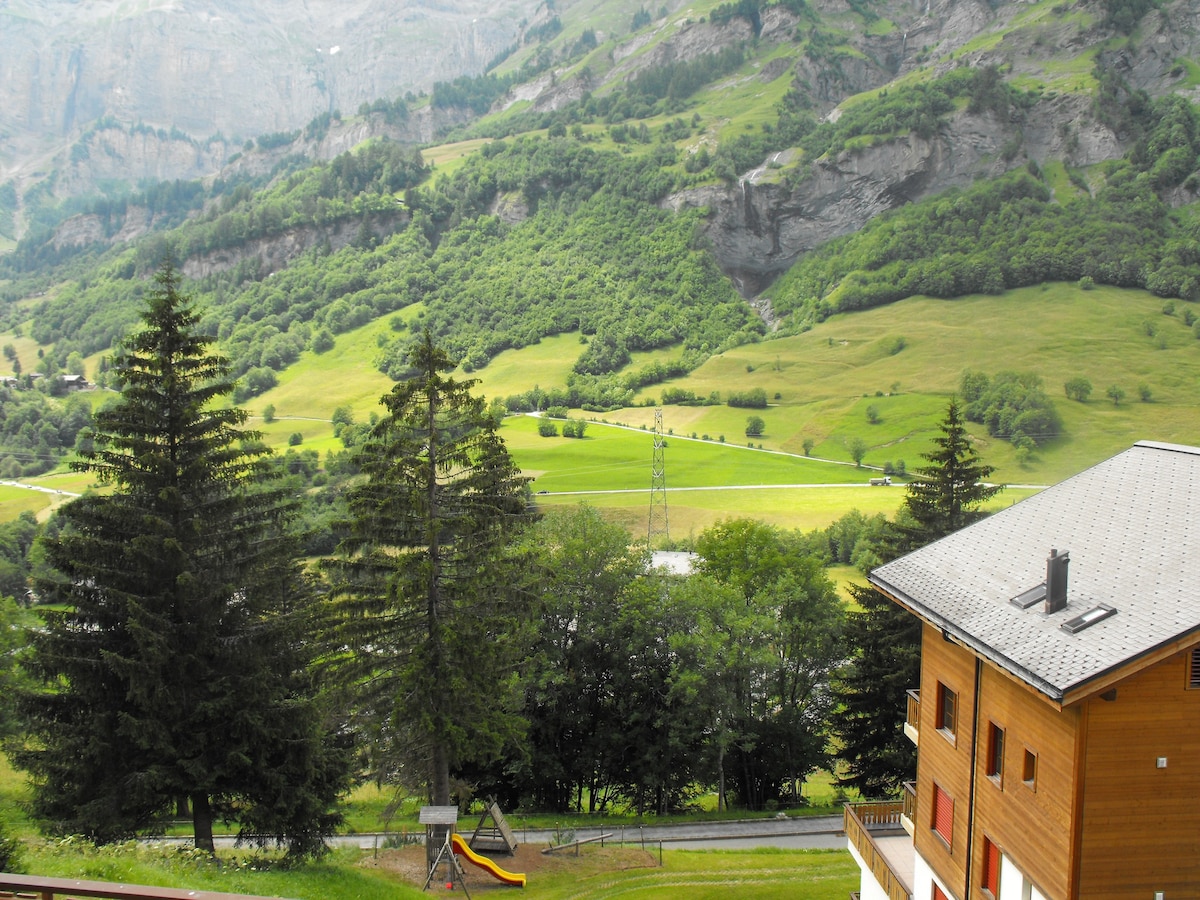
[6,281,1190,533]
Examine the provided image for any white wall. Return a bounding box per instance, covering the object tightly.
[913,849,958,900]
[848,841,894,900]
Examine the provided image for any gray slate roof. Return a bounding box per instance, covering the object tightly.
[869,441,1200,703]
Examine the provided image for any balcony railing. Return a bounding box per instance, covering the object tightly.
[904,689,920,745]
[901,781,916,835]
[0,874,283,900]
[844,801,912,900]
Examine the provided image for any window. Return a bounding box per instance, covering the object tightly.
[982,836,1001,895]
[986,722,1004,781]
[1023,748,1038,787]
[937,682,957,738]
[933,885,951,900]
[1189,647,1200,688]
[932,782,953,846]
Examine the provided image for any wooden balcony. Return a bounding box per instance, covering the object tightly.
[904,689,920,745]
[844,801,913,900]
[900,780,916,836]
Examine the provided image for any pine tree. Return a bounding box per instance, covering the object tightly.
[893,397,1003,552]
[17,261,350,855]
[328,332,533,805]
[831,399,1003,796]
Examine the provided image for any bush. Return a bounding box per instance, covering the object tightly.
[745,415,765,437]
[561,419,588,438]
[0,818,21,872]
[728,388,768,409]
[538,419,559,437]
[1064,377,1092,402]
[311,328,335,354]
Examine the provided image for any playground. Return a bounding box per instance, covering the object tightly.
[367,842,658,892]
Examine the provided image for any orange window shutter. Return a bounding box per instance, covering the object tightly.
[983,837,1000,893]
[933,784,954,844]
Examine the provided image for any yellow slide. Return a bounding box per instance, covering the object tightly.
[450,833,527,887]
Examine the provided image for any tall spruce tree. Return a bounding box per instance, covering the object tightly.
[17,261,350,855]
[831,399,1003,796]
[328,333,533,805]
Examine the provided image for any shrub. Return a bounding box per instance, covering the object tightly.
[538,419,559,437]
[1064,377,1092,402]
[728,388,768,409]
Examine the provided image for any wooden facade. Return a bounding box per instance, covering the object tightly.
[851,442,1200,900]
[1076,650,1200,898]
[908,621,1200,899]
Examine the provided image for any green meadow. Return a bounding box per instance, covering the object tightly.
[7,283,1195,532]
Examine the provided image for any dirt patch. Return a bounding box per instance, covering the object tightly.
[360,842,659,891]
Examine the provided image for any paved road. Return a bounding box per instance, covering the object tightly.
[300,815,848,852]
[512,815,849,851]
[174,814,847,852]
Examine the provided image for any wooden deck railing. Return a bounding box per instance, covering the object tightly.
[844,802,911,900]
[905,690,920,733]
[0,874,286,900]
[902,781,916,824]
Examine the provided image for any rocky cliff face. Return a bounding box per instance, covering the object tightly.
[667,92,1125,298]
[0,0,540,196]
[654,0,1200,300]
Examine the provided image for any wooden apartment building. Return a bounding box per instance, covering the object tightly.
[846,441,1200,900]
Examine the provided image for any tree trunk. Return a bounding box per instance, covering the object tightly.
[717,743,726,812]
[432,740,451,806]
[191,792,214,854]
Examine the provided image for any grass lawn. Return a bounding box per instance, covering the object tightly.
[3,752,858,900]
[15,839,858,900]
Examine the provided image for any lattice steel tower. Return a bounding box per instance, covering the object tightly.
[648,407,669,546]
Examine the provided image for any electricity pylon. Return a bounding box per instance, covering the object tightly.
[648,407,669,546]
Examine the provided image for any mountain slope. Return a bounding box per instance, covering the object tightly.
[0,0,547,229]
[3,0,1200,415]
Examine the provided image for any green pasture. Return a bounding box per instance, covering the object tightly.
[461,332,583,404]
[249,313,404,422]
[7,285,1195,533]
[625,284,1200,485]
[0,484,63,522]
[503,414,872,491]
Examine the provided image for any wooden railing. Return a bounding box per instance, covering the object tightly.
[902,781,916,824]
[902,691,921,748]
[844,802,911,900]
[0,874,286,900]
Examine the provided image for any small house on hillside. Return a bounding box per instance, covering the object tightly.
[846,440,1200,900]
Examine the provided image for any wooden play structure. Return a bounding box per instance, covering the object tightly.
[468,799,519,855]
[421,804,526,893]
